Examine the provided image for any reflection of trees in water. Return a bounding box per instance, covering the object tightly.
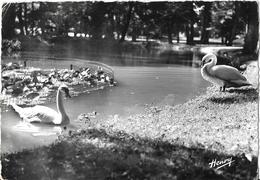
[159,50,193,66]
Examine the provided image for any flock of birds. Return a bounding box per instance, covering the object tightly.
[7,53,252,126]
[2,63,114,97]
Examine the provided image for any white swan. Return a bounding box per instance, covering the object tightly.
[201,53,251,92]
[11,84,71,125]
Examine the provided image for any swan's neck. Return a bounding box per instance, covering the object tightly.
[201,54,223,85]
[203,55,217,70]
[56,89,68,120]
[210,55,217,66]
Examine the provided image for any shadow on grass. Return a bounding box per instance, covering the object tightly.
[226,88,258,95]
[1,128,257,180]
[207,88,258,104]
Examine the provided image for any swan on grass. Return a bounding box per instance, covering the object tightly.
[201,53,251,92]
[11,84,71,125]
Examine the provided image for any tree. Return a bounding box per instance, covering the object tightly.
[200,2,212,44]
[141,2,166,41]
[129,2,154,42]
[120,2,134,42]
[181,2,197,45]
[212,2,233,44]
[243,2,258,54]
[17,3,25,35]
[2,3,16,39]
[87,2,109,39]
[228,2,240,46]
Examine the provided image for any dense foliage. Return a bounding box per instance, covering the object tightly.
[2,39,21,54]
[2,1,258,53]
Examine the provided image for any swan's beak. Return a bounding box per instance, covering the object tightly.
[200,60,205,67]
[64,88,71,98]
[201,54,209,67]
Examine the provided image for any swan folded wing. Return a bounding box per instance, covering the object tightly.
[11,104,39,120]
[24,116,42,123]
[25,106,60,124]
[210,65,248,83]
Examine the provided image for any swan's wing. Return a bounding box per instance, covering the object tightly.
[27,105,60,123]
[11,103,39,120]
[13,105,60,124]
[210,65,248,82]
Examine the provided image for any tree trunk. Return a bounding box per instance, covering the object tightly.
[186,24,190,44]
[243,2,259,54]
[120,2,134,42]
[221,37,224,44]
[109,14,116,39]
[228,2,240,46]
[200,2,211,44]
[17,4,25,35]
[186,23,194,45]
[167,20,173,44]
[146,36,149,42]
[90,2,107,40]
[39,3,45,36]
[176,24,180,43]
[132,26,137,42]
[24,3,29,35]
[31,2,36,36]
[190,22,194,44]
[2,3,16,39]
[115,13,121,40]
[131,17,137,42]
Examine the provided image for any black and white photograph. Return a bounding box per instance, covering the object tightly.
[0,1,259,179]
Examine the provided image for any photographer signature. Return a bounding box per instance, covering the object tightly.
[209,157,235,170]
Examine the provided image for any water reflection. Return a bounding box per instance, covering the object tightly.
[3,46,193,67]
[13,122,62,136]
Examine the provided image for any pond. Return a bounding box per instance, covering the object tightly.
[1,49,209,153]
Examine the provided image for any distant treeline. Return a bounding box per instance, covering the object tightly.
[2,1,258,54]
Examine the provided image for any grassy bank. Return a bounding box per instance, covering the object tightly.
[98,86,258,156]
[1,85,258,180]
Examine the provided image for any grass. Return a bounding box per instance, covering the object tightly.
[98,86,258,155]
[1,85,258,180]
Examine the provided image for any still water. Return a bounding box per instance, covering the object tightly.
[1,51,209,153]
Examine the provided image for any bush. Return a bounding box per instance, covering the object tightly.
[2,39,21,54]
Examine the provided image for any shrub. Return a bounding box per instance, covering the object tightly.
[2,39,21,54]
